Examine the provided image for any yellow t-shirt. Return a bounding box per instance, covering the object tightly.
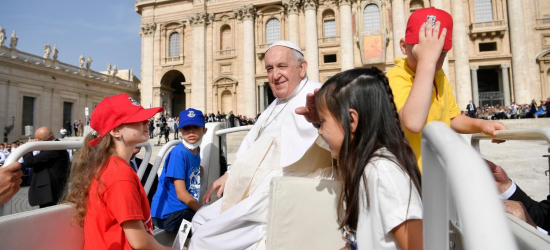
[386,58,460,171]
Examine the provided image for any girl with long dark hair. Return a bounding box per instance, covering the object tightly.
[315,68,423,250]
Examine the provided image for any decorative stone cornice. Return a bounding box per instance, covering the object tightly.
[234,5,256,21]
[303,0,318,10]
[189,12,208,27]
[283,0,302,14]
[141,22,157,35]
[206,13,215,26]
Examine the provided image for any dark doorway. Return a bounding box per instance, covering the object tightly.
[477,67,503,107]
[266,85,276,105]
[63,102,73,127]
[160,70,186,117]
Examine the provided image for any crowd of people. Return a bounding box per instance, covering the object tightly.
[463,98,550,120]
[0,7,549,250]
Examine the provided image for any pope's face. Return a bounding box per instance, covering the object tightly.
[264,46,307,99]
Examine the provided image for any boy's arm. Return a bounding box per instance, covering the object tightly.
[399,22,448,134]
[450,115,507,136]
[122,220,177,250]
[173,179,201,212]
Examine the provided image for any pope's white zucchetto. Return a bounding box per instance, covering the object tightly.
[265,40,303,56]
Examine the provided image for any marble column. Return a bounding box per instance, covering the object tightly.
[259,84,266,112]
[339,0,354,70]
[140,22,157,111]
[236,5,257,117]
[283,0,301,46]
[303,0,320,82]
[500,64,511,106]
[450,0,472,108]
[430,0,450,76]
[470,66,479,107]
[507,0,530,104]
[391,0,406,59]
[190,12,207,112]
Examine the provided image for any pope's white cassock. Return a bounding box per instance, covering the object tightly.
[189,77,333,249]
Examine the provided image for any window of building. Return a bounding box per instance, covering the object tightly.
[363,4,381,31]
[169,32,180,57]
[63,102,72,126]
[323,10,336,38]
[324,54,337,63]
[474,0,494,22]
[220,25,232,51]
[22,96,35,132]
[266,18,281,44]
[479,42,497,52]
[409,0,424,14]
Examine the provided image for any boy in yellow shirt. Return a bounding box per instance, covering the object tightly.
[387,7,506,171]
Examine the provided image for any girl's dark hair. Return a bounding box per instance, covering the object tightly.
[315,67,421,230]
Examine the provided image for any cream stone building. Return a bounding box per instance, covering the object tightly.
[0,32,140,142]
[136,0,550,117]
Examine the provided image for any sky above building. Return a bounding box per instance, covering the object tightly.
[0,0,142,79]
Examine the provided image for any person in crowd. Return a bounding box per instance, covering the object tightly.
[73,120,78,137]
[130,147,158,204]
[466,100,476,118]
[77,120,83,136]
[60,127,67,139]
[63,93,174,250]
[151,108,206,235]
[0,148,5,165]
[315,68,422,249]
[173,117,180,140]
[23,127,70,208]
[189,41,332,249]
[149,119,155,139]
[0,162,23,205]
[486,160,549,234]
[228,111,235,128]
[65,120,72,137]
[545,98,550,116]
[164,124,170,143]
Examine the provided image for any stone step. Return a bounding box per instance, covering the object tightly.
[497,117,550,129]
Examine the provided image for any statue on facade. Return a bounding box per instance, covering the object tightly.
[86,56,93,69]
[112,64,118,76]
[0,26,5,46]
[44,42,51,59]
[79,54,85,68]
[9,30,18,49]
[52,45,58,60]
[107,62,111,75]
[129,68,134,82]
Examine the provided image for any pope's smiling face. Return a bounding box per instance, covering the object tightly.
[264,46,307,99]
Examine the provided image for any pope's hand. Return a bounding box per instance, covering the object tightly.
[295,88,321,124]
[0,162,23,205]
[202,172,228,204]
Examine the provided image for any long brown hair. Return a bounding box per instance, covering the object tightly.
[316,68,421,230]
[62,133,115,226]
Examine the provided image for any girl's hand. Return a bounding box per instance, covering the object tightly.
[412,21,447,65]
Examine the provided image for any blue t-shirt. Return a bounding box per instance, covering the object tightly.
[151,143,201,219]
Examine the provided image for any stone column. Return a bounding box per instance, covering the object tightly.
[303,0,320,82]
[430,0,450,76]
[283,0,301,46]
[507,0,530,104]
[470,66,479,107]
[259,84,266,112]
[500,64,511,106]
[339,0,354,70]
[450,0,472,108]
[140,22,157,111]
[391,0,406,59]
[236,5,257,117]
[190,12,207,112]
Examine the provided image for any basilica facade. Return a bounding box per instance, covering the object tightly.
[136,0,550,118]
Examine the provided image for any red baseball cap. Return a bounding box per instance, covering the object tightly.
[89,93,164,147]
[405,7,453,50]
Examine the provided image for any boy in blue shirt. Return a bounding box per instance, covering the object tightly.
[151,108,206,234]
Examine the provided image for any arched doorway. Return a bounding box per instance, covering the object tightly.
[160,70,186,117]
[221,90,233,114]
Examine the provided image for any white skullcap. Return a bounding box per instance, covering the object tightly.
[265,40,303,56]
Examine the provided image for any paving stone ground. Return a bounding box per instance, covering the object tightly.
[9,118,550,213]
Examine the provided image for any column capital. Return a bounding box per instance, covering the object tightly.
[500,64,510,69]
[470,65,479,70]
[141,22,157,35]
[338,0,353,7]
[283,0,302,15]
[234,5,256,21]
[189,12,209,27]
[206,13,215,27]
[303,0,318,11]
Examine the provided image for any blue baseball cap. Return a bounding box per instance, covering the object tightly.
[178,108,205,129]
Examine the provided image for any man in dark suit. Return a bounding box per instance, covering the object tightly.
[486,160,549,233]
[130,147,158,204]
[466,100,476,118]
[23,127,70,208]
[228,111,235,128]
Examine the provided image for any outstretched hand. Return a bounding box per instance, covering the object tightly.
[295,88,321,124]
[485,159,512,194]
[202,172,228,204]
[0,162,23,205]
[479,120,507,144]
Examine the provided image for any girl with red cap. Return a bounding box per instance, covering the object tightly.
[64,93,175,250]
